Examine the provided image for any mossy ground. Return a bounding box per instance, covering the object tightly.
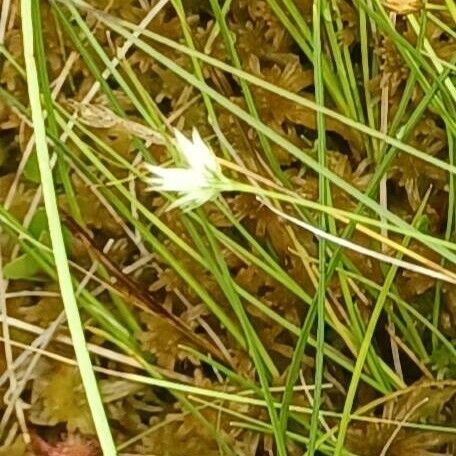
[0,0,456,455]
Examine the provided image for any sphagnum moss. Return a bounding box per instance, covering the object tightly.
[0,0,456,455]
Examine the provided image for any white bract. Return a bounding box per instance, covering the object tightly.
[146,129,227,210]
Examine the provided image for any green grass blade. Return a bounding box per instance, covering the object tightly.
[20,3,116,452]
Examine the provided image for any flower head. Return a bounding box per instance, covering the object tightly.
[146,128,226,211]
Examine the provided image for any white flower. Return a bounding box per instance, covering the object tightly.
[146,128,226,211]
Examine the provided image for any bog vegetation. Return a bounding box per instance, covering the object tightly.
[0,0,456,455]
